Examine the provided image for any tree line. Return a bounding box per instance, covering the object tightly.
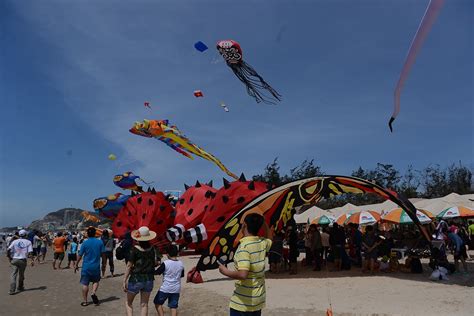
[252,159,472,209]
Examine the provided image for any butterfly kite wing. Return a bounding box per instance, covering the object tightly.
[196,175,428,271]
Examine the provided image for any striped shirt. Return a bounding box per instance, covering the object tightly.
[230,236,272,312]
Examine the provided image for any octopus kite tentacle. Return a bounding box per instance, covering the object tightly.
[229,61,282,104]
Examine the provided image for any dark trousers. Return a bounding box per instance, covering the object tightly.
[101,251,114,274]
[313,248,322,270]
[305,247,313,265]
[230,308,262,316]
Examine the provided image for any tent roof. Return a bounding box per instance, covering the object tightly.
[294,206,329,224]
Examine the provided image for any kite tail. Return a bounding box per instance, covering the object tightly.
[230,61,281,104]
[389,0,444,132]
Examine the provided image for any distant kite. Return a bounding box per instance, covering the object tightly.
[217,40,281,104]
[108,154,117,161]
[114,171,147,192]
[130,119,237,179]
[194,41,208,52]
[144,101,151,109]
[220,102,229,112]
[194,90,203,98]
[389,0,444,132]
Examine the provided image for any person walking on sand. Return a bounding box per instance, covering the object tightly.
[7,229,34,295]
[67,237,79,269]
[154,244,183,316]
[123,227,161,316]
[218,213,272,316]
[52,232,67,270]
[75,227,105,306]
[101,230,115,277]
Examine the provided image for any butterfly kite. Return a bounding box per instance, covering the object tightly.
[217,40,281,104]
[195,175,430,271]
[389,0,444,132]
[129,119,237,179]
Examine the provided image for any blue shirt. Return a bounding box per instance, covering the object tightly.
[448,232,463,252]
[79,238,104,275]
[69,242,78,254]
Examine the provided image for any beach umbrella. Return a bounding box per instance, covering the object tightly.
[382,208,432,224]
[335,214,348,225]
[418,209,435,219]
[311,215,336,225]
[345,210,381,226]
[436,206,474,219]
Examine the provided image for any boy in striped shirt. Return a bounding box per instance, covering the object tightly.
[218,213,272,316]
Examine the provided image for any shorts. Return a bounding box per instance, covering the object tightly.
[80,271,101,285]
[154,291,180,308]
[230,308,262,316]
[68,253,77,261]
[54,252,65,260]
[454,247,467,261]
[40,247,47,254]
[127,280,154,294]
[32,248,39,256]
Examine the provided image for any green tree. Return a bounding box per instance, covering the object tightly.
[421,164,449,198]
[399,165,420,198]
[447,162,472,194]
[252,158,283,187]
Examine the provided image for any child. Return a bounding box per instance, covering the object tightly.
[67,237,78,269]
[154,245,184,316]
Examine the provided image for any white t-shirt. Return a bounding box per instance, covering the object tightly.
[159,259,184,294]
[8,238,33,259]
[321,232,330,247]
[33,235,42,248]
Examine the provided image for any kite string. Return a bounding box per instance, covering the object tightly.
[324,252,333,313]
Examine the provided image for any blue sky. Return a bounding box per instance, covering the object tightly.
[0,0,472,227]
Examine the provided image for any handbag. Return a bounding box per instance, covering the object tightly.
[186,266,203,284]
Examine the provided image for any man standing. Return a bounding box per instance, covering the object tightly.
[468,220,474,250]
[218,213,272,316]
[7,230,34,295]
[75,227,105,306]
[52,232,67,269]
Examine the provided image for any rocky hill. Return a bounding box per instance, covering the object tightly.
[27,208,110,231]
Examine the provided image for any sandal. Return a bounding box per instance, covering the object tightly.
[91,294,99,305]
[80,302,89,307]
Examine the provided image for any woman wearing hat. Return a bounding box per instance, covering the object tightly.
[123,227,161,316]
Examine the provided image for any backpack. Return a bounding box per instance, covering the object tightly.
[116,243,125,260]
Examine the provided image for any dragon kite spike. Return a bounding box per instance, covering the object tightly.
[248,181,256,191]
[151,188,157,194]
[195,180,202,188]
[239,173,247,182]
[184,183,190,190]
[223,178,231,189]
[147,187,152,193]
[131,191,136,197]
[207,180,213,187]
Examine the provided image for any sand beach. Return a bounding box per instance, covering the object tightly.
[1,252,472,316]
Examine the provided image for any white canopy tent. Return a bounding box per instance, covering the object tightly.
[294,206,329,224]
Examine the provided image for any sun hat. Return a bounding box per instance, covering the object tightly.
[131,226,157,241]
[19,229,27,237]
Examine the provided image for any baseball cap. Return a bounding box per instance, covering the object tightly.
[19,229,27,237]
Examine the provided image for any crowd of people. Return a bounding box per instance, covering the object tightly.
[266,219,473,276]
[3,216,473,316]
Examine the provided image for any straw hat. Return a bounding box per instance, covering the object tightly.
[131,226,156,241]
